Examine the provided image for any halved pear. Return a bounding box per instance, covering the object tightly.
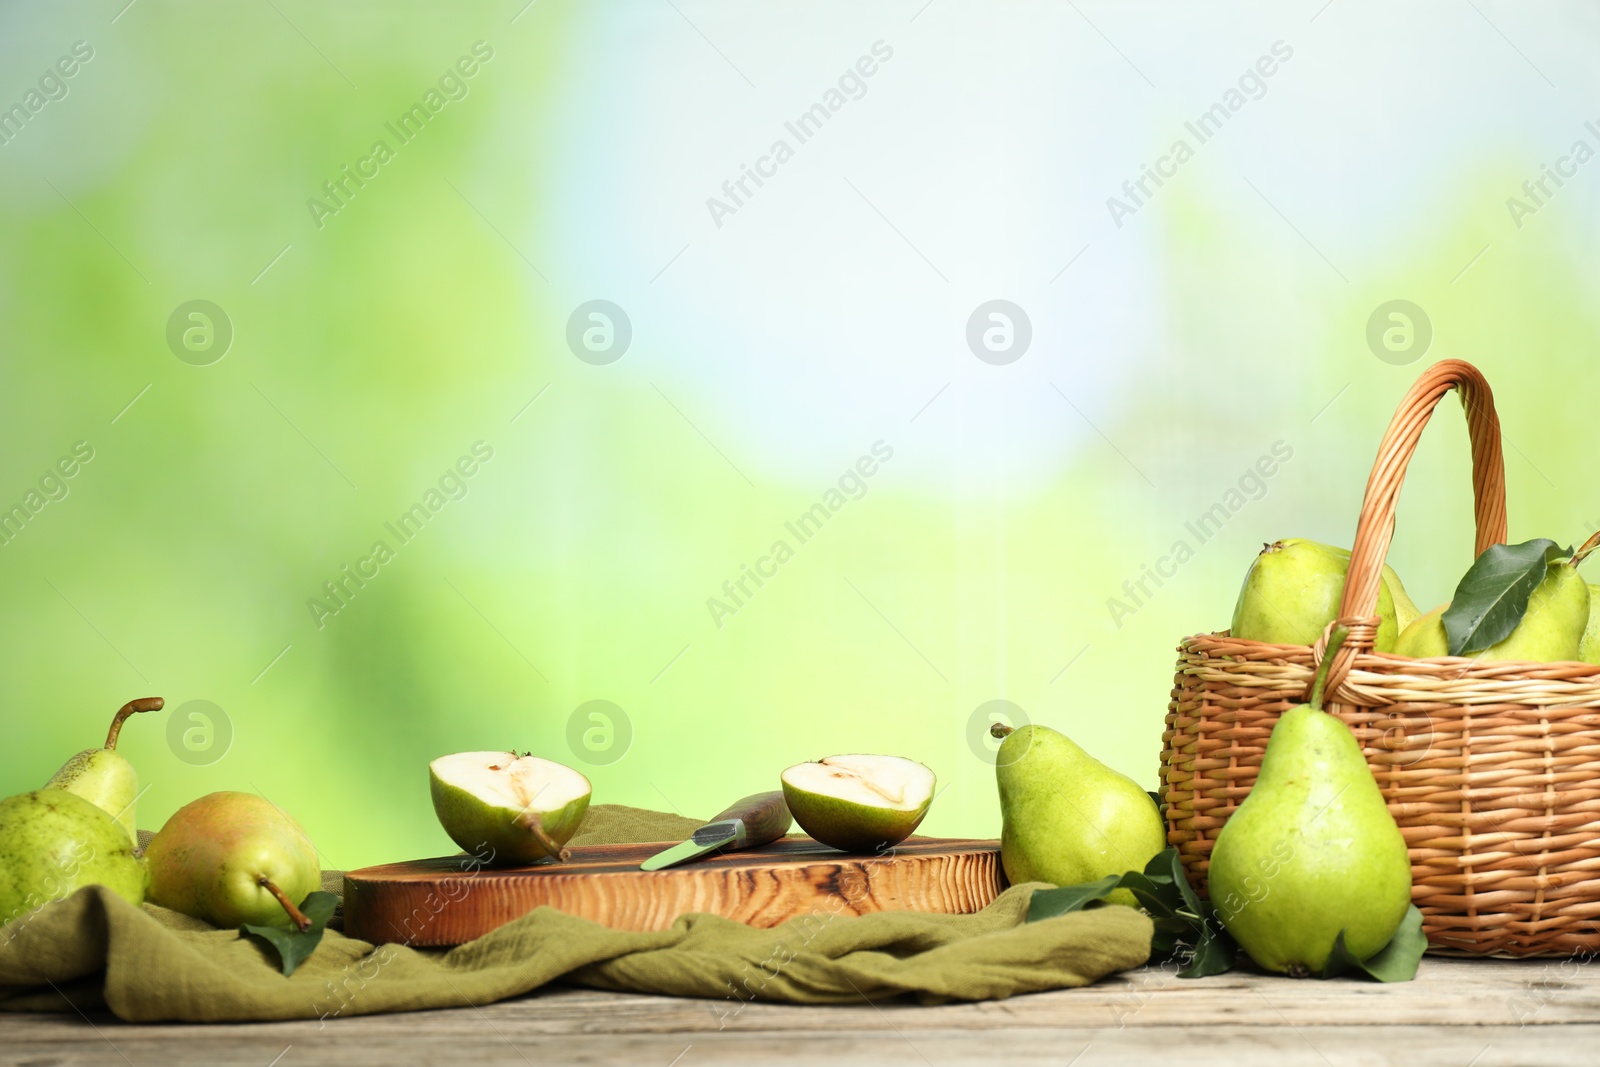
[429,751,591,865]
[780,754,935,853]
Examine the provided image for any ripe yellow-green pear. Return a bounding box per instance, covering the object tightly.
[1231,540,1410,652]
[781,754,935,852]
[1581,585,1600,665]
[145,791,321,930]
[1388,566,1422,631]
[993,724,1165,908]
[45,697,164,842]
[1209,626,1412,976]
[0,789,147,924]
[1392,605,1448,658]
[1574,534,1600,665]
[430,752,591,864]
[1394,560,1590,663]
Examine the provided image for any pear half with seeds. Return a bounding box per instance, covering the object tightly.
[781,754,936,853]
[429,752,591,865]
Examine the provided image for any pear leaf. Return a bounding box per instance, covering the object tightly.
[1117,870,1178,917]
[241,891,338,977]
[1157,844,1205,917]
[1175,917,1236,979]
[1319,930,1366,980]
[1026,848,1236,978]
[1443,539,1570,656]
[1319,905,1425,982]
[1147,790,1167,819]
[1025,875,1122,922]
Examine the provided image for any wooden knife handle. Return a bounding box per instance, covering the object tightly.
[711,791,792,849]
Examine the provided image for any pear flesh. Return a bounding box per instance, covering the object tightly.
[994,725,1165,909]
[1394,562,1590,663]
[1208,706,1412,976]
[1231,539,1408,652]
[145,791,321,929]
[0,789,147,924]
[780,754,935,853]
[46,697,164,843]
[429,752,591,865]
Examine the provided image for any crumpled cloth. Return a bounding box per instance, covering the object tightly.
[0,805,1152,1021]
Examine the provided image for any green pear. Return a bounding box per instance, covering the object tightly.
[1574,534,1600,665]
[430,752,591,865]
[45,697,163,843]
[1392,604,1448,658]
[781,754,935,852]
[1209,626,1412,976]
[1387,565,1422,631]
[1581,584,1600,666]
[1394,560,1590,663]
[993,724,1165,909]
[1231,540,1406,653]
[145,791,321,930]
[0,789,147,924]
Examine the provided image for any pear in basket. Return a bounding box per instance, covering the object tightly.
[1231,539,1416,652]
[1394,538,1594,662]
[1581,586,1600,665]
[1574,533,1600,665]
[1208,626,1412,976]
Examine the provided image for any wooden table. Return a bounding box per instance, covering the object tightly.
[4,957,1598,1066]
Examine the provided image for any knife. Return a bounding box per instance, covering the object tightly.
[639,791,793,871]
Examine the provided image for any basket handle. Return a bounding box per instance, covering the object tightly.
[1314,359,1509,694]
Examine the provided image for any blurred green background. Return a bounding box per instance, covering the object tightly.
[1,1,1596,869]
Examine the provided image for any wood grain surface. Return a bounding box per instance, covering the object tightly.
[343,836,1004,945]
[11,958,1600,1066]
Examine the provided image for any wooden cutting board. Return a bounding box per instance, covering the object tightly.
[343,836,1004,946]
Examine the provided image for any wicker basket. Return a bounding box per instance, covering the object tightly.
[1162,359,1600,957]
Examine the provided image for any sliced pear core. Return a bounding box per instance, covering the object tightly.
[429,751,591,865]
[781,754,936,853]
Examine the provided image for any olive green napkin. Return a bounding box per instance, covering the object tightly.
[0,805,1152,1022]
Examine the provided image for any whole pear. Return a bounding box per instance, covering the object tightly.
[1387,565,1422,631]
[1394,560,1589,663]
[1574,533,1600,665]
[45,698,164,843]
[1231,540,1405,653]
[0,789,147,924]
[145,791,320,930]
[994,724,1165,908]
[1471,558,1585,662]
[1581,585,1600,666]
[1209,626,1412,976]
[1392,605,1448,658]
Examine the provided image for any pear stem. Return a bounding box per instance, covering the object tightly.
[989,723,1015,739]
[516,810,571,863]
[1308,625,1351,713]
[260,877,313,932]
[1572,531,1600,570]
[104,697,164,750]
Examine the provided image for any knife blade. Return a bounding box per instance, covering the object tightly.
[639,791,792,871]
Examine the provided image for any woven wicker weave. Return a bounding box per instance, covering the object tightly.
[1162,359,1600,957]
